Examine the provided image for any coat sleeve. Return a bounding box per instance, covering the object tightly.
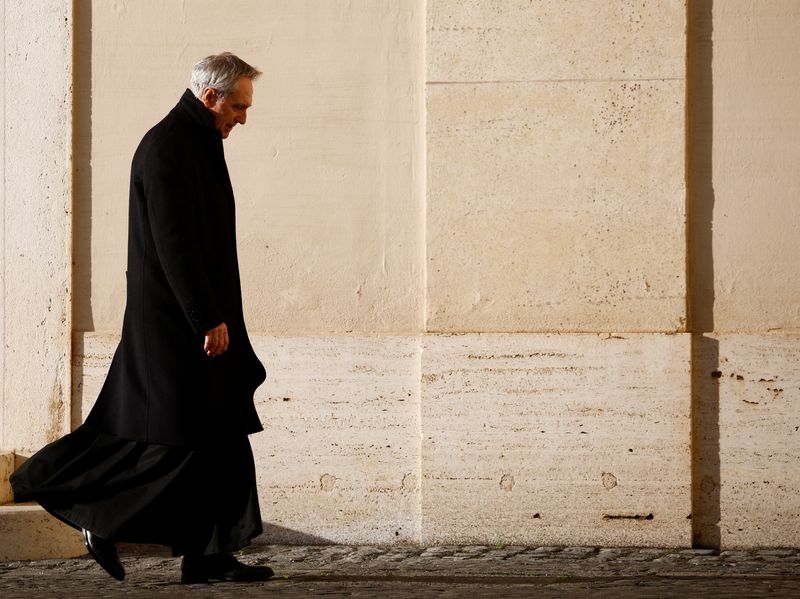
[142,140,224,336]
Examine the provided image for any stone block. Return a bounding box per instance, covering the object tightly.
[0,453,14,505]
[421,333,691,547]
[696,334,800,548]
[74,332,422,545]
[71,333,118,427]
[80,0,425,336]
[427,80,685,332]
[0,504,86,561]
[250,336,421,544]
[428,0,685,82]
[696,2,800,331]
[1,0,72,454]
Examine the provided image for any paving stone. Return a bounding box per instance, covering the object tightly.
[689,556,725,565]
[483,548,525,559]
[720,550,749,558]
[532,546,561,554]
[341,547,384,562]
[679,548,719,556]
[560,546,599,556]
[596,548,628,559]
[652,553,683,562]
[759,549,797,557]
[419,547,454,557]
[461,545,490,553]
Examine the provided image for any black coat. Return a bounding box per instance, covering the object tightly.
[86,89,266,446]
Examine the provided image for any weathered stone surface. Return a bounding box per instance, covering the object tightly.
[695,334,800,549]
[249,335,421,544]
[421,333,691,547]
[427,80,685,332]
[77,0,425,336]
[71,333,117,430]
[0,504,86,561]
[427,0,685,82]
[76,332,694,547]
[0,453,14,505]
[75,333,421,545]
[1,1,73,453]
[695,1,800,331]
[428,0,685,82]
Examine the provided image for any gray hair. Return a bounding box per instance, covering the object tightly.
[190,52,261,99]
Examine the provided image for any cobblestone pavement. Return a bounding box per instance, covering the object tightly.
[1,544,800,598]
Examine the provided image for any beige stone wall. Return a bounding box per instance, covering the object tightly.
[75,333,422,544]
[427,0,686,333]
[696,0,800,333]
[0,1,73,454]
[1,0,795,548]
[690,0,800,549]
[693,334,800,549]
[75,0,424,335]
[70,0,690,547]
[73,0,426,545]
[419,0,690,546]
[421,333,691,547]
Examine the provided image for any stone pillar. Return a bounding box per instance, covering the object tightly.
[0,0,73,454]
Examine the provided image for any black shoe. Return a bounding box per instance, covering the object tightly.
[82,529,125,581]
[181,552,274,584]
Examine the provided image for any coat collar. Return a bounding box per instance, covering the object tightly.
[175,88,218,133]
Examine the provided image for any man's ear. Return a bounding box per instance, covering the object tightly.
[200,87,218,108]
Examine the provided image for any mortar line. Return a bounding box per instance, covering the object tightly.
[426,77,685,85]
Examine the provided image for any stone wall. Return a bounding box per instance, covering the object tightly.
[2,1,799,549]
[689,0,800,549]
[71,0,690,547]
[0,0,72,454]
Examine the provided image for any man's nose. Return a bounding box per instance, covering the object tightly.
[237,111,247,125]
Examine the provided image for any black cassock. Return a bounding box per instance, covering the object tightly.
[12,90,267,555]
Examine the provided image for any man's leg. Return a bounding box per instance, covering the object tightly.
[177,434,271,583]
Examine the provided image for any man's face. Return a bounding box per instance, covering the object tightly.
[201,76,253,139]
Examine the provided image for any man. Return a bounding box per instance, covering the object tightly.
[11,53,272,584]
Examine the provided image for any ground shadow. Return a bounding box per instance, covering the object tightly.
[257,523,334,545]
[117,524,333,557]
[687,0,720,549]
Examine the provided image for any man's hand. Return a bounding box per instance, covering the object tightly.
[204,323,229,357]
